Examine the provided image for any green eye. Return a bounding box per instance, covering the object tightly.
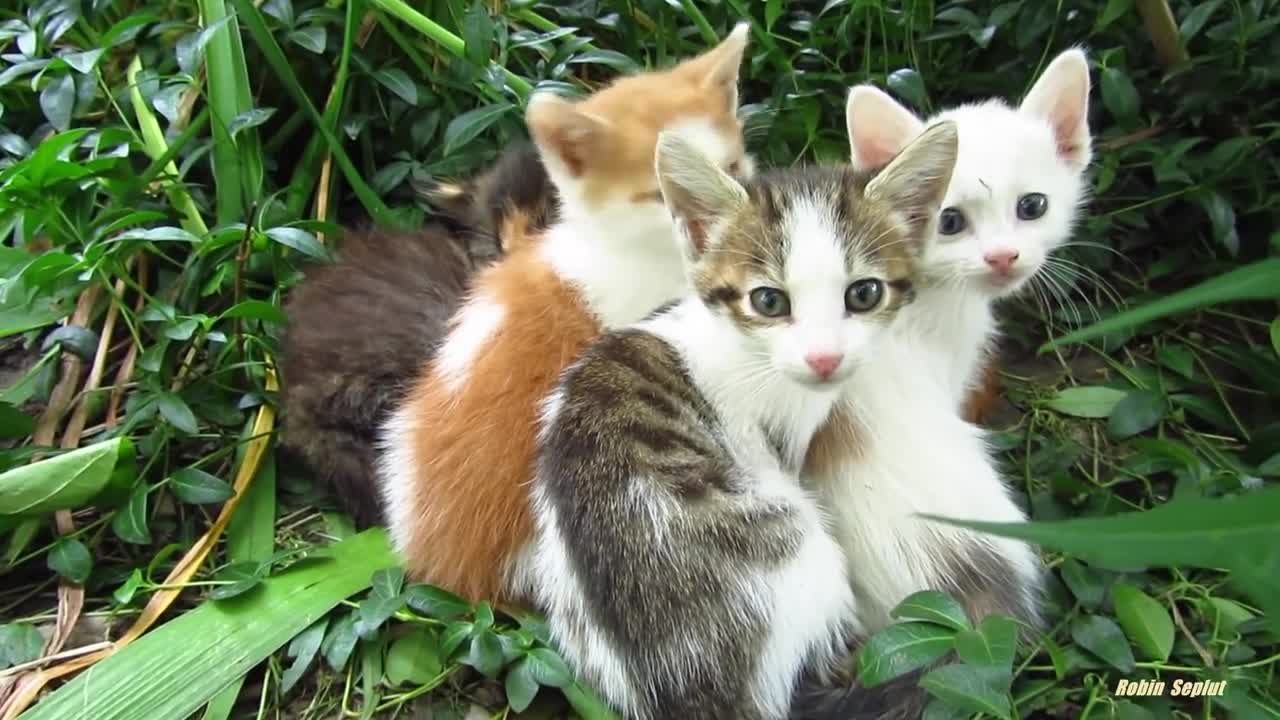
[845,278,885,313]
[749,287,791,318]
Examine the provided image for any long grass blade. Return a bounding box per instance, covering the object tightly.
[199,0,264,225]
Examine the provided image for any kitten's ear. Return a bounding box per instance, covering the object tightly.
[846,85,925,171]
[1020,48,1092,167]
[679,22,751,109]
[655,131,748,259]
[526,91,613,179]
[865,121,959,237]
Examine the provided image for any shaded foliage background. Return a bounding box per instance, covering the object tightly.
[0,0,1277,718]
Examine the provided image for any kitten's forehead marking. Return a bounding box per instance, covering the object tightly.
[667,117,738,169]
[781,198,847,284]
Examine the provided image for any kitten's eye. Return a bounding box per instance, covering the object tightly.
[938,207,967,235]
[844,279,885,313]
[749,287,791,318]
[1017,193,1048,220]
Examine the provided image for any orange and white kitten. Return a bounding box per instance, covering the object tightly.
[377,25,754,604]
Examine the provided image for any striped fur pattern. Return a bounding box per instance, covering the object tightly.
[530,126,959,720]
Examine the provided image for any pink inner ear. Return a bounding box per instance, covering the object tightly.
[858,137,901,170]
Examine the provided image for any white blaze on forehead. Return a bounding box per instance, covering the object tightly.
[665,117,737,169]
[780,199,853,353]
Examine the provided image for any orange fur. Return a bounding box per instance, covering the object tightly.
[961,359,1002,425]
[390,29,752,603]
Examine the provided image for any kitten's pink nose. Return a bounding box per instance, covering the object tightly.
[984,249,1020,275]
[805,353,844,380]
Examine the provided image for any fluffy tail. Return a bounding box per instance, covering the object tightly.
[789,671,930,720]
[281,227,474,526]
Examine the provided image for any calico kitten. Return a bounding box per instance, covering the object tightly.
[531,125,959,720]
[379,25,756,604]
[792,49,1092,719]
[281,144,557,527]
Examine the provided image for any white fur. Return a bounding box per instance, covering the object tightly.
[818,52,1093,629]
[377,402,420,558]
[434,297,505,392]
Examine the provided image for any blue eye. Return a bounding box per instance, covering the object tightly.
[845,279,884,313]
[938,207,966,235]
[749,287,790,317]
[1017,193,1049,220]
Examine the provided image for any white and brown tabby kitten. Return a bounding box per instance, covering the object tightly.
[530,124,960,720]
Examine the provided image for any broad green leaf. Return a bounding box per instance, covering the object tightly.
[505,657,540,712]
[1059,558,1105,609]
[156,392,199,434]
[63,48,105,73]
[887,68,928,111]
[1108,389,1168,439]
[857,622,956,688]
[384,628,443,686]
[220,300,287,325]
[1112,583,1174,661]
[47,537,92,584]
[1095,0,1134,30]
[265,227,328,259]
[890,591,971,632]
[526,647,573,688]
[442,103,514,157]
[356,591,405,638]
[0,402,34,438]
[0,622,44,669]
[40,73,75,130]
[321,610,359,671]
[170,468,235,505]
[371,567,404,598]
[287,27,325,53]
[1042,259,1280,350]
[466,629,504,677]
[0,437,134,515]
[373,68,417,105]
[404,584,470,620]
[1180,0,1224,41]
[42,326,99,361]
[919,663,1011,720]
[953,616,1017,677]
[280,617,327,694]
[568,50,642,73]
[210,561,265,600]
[1045,386,1127,418]
[112,483,151,544]
[1100,67,1140,119]
[1070,615,1136,671]
[226,107,276,138]
[461,3,494,67]
[113,568,144,605]
[115,226,202,243]
[22,530,396,720]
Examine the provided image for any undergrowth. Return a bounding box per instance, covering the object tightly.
[0,1,1278,718]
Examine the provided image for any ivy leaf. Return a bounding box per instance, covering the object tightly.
[1070,615,1136,671]
[857,622,956,688]
[953,616,1017,680]
[47,537,92,584]
[465,629,505,677]
[321,611,359,671]
[169,468,234,505]
[111,483,151,545]
[1059,558,1105,609]
[1108,389,1168,439]
[890,591,971,632]
[0,623,44,669]
[1112,583,1174,662]
[919,663,1012,720]
[371,567,404,598]
[373,68,417,106]
[525,647,573,688]
[505,657,540,711]
[280,618,328,694]
[404,584,471,620]
[156,392,199,434]
[1100,67,1140,119]
[384,629,443,686]
[1045,386,1127,418]
[265,227,327,259]
[63,48,104,74]
[40,73,75,131]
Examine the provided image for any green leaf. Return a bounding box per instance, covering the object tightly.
[356,591,405,638]
[112,483,151,544]
[42,326,99,361]
[1100,67,1140,119]
[371,567,404,598]
[765,0,783,30]
[0,622,44,669]
[0,402,34,438]
[40,73,75,131]
[265,227,328,259]
[220,300,288,325]
[47,537,92,584]
[1095,0,1134,30]
[322,611,359,671]
[461,3,494,67]
[1107,389,1168,439]
[465,629,504,677]
[525,647,573,688]
[443,103,514,157]
[404,584,470,620]
[63,49,105,74]
[1180,0,1224,41]
[286,26,325,54]
[1042,259,1280,350]
[568,50,642,74]
[1059,559,1105,609]
[890,591,971,632]
[953,616,1017,677]
[373,68,417,105]
[115,226,202,243]
[113,569,144,605]
[384,628,443,686]
[1070,615,1136,671]
[0,437,134,515]
[226,107,276,138]
[918,663,1011,720]
[857,622,956,688]
[505,657,540,712]
[170,468,235,505]
[1045,386,1127,418]
[1269,316,1279,359]
[156,392,199,434]
[22,530,395,720]
[887,68,928,111]
[210,561,265,600]
[1112,583,1174,661]
[280,618,328,694]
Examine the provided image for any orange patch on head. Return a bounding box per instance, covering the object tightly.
[395,247,601,603]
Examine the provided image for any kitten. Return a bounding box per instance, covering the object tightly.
[281,144,557,527]
[532,125,959,720]
[792,49,1092,719]
[378,25,755,604]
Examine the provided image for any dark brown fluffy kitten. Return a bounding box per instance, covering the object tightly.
[281,144,556,526]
